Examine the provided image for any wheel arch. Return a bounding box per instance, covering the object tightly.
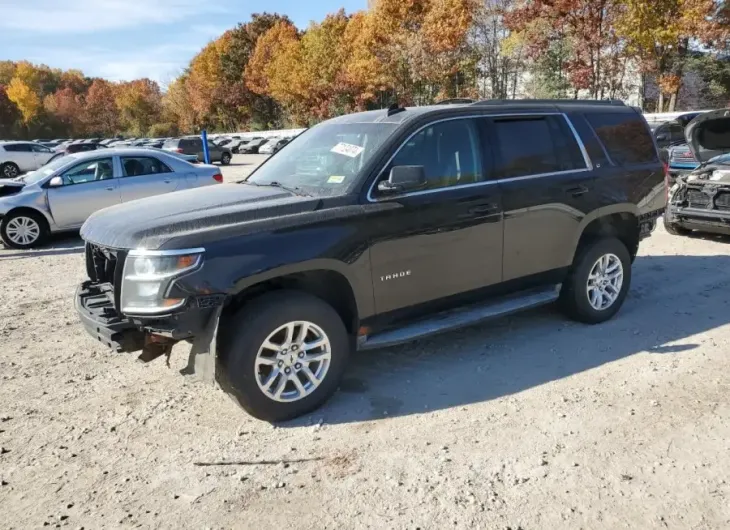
[572,205,641,263]
[222,261,367,337]
[2,206,52,231]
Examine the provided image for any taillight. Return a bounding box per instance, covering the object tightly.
[175,148,184,153]
[212,173,223,183]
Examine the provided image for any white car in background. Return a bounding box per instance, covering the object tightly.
[0,141,56,178]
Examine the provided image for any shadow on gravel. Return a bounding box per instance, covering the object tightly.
[0,233,84,260]
[285,253,730,426]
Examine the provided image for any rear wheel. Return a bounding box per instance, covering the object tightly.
[1,162,20,179]
[560,237,631,324]
[217,290,350,422]
[1,210,49,249]
[663,216,691,236]
[220,152,231,165]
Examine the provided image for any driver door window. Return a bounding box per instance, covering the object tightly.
[61,158,115,185]
[385,119,484,193]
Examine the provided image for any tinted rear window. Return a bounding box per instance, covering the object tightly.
[492,116,586,178]
[586,112,657,165]
[3,143,32,152]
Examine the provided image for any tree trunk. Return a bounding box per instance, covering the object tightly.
[668,91,677,112]
[657,92,664,113]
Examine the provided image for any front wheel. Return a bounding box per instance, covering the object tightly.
[560,237,631,324]
[0,210,49,249]
[217,291,350,422]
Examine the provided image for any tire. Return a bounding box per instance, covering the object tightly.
[220,152,231,165]
[1,162,20,179]
[663,216,691,236]
[560,237,631,324]
[217,290,350,422]
[0,210,49,249]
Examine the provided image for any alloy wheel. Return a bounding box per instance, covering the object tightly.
[586,253,624,311]
[2,164,18,178]
[5,216,41,246]
[254,321,332,403]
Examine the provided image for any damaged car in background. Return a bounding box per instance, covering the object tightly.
[665,109,730,237]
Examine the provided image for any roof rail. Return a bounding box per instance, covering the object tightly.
[471,99,626,107]
[435,98,475,105]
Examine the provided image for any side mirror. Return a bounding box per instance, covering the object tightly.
[655,133,667,142]
[377,165,427,194]
[48,176,63,187]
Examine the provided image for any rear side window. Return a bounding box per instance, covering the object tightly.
[492,116,586,178]
[3,144,32,152]
[121,156,171,177]
[586,112,657,165]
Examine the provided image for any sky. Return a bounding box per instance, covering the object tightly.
[0,0,366,86]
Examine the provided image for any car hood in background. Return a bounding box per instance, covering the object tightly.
[80,183,321,250]
[686,109,730,163]
[0,178,25,198]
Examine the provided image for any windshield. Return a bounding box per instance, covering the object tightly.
[21,156,75,185]
[246,122,398,195]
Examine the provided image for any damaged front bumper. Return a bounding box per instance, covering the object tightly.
[75,281,223,381]
[666,204,730,235]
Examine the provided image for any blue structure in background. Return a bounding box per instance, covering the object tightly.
[201,130,210,164]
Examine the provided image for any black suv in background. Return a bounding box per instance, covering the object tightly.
[163,137,232,165]
[76,100,666,422]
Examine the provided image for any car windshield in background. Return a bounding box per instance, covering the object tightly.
[21,156,74,185]
[246,123,398,195]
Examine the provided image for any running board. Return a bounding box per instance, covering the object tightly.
[358,285,561,351]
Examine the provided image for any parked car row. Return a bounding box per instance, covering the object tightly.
[213,135,293,154]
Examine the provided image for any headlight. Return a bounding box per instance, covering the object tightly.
[121,248,204,314]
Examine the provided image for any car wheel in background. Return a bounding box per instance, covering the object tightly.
[0,210,49,249]
[220,152,231,165]
[217,290,350,422]
[560,237,631,324]
[1,162,20,179]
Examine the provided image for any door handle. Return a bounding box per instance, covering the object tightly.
[164,179,172,183]
[565,185,589,197]
[106,186,114,191]
[469,204,499,215]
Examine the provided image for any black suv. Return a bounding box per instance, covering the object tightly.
[75,100,666,421]
[163,137,232,165]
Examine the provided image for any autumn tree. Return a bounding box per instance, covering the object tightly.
[83,79,119,137]
[0,86,21,139]
[115,78,163,136]
[43,88,85,136]
[616,0,726,111]
[6,77,42,126]
[506,0,628,100]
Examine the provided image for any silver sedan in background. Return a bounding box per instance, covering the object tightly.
[0,148,223,249]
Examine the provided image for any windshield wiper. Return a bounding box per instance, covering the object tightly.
[267,181,310,196]
[240,179,311,196]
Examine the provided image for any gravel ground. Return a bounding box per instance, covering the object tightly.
[1,155,730,529]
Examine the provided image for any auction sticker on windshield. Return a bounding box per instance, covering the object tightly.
[331,142,364,158]
[327,175,346,184]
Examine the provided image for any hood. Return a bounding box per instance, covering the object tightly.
[80,183,321,250]
[0,178,25,198]
[686,109,730,163]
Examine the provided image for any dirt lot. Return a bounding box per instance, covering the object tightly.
[1,155,730,529]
